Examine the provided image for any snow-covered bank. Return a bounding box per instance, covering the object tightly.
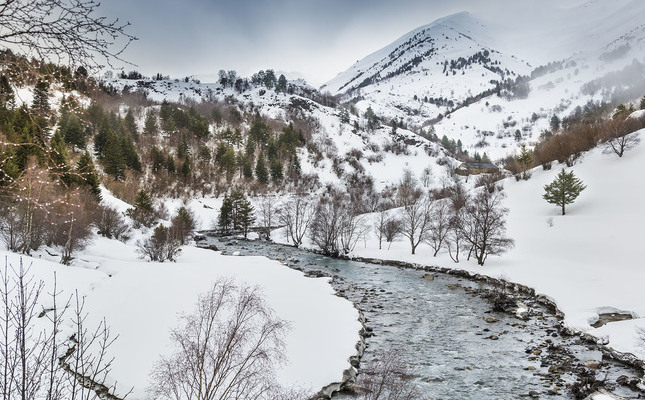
[1,235,361,398]
[339,129,645,366]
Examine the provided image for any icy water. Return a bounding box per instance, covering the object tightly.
[201,237,643,399]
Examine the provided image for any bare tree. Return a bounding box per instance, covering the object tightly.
[137,224,181,262]
[0,0,137,71]
[355,348,420,400]
[257,196,278,240]
[426,200,450,257]
[1,259,123,399]
[310,190,344,256]
[149,279,290,400]
[399,194,432,255]
[602,118,641,158]
[461,188,514,266]
[277,194,313,247]
[94,205,131,242]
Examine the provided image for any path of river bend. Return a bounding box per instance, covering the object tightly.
[202,237,643,400]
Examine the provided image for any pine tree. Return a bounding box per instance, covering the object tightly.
[543,169,586,215]
[124,108,139,142]
[144,111,158,135]
[0,75,15,108]
[48,130,72,185]
[102,130,125,180]
[61,111,86,151]
[234,194,255,239]
[31,79,50,114]
[128,189,156,227]
[76,151,102,201]
[270,158,283,184]
[255,153,268,184]
[218,194,234,234]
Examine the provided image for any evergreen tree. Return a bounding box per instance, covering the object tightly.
[218,194,234,234]
[61,111,86,151]
[276,74,287,93]
[0,75,15,108]
[166,154,176,174]
[31,79,50,114]
[255,153,269,184]
[233,192,255,238]
[124,108,139,142]
[144,111,158,135]
[543,169,586,215]
[48,130,72,185]
[270,158,283,184]
[170,206,196,245]
[180,157,191,178]
[242,158,253,180]
[76,151,102,201]
[128,189,156,227]
[517,145,533,180]
[150,146,165,173]
[102,130,125,180]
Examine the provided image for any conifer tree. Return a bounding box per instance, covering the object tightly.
[31,79,50,114]
[218,194,234,234]
[76,151,101,201]
[60,111,86,151]
[143,111,158,135]
[543,169,586,215]
[124,108,139,142]
[255,153,268,184]
[48,130,72,185]
[0,75,15,108]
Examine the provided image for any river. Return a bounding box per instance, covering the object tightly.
[201,237,643,399]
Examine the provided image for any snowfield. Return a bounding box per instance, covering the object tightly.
[1,236,361,399]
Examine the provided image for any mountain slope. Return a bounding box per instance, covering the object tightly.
[324,1,645,161]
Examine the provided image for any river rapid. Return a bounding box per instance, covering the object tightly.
[200,237,643,400]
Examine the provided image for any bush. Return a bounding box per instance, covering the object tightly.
[94,205,131,241]
[137,225,181,262]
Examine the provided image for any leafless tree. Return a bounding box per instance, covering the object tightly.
[149,279,290,400]
[383,218,402,249]
[309,189,345,255]
[399,194,432,255]
[602,118,641,158]
[338,207,367,255]
[355,348,421,400]
[94,205,131,242]
[395,170,422,208]
[257,196,278,240]
[277,194,313,247]
[426,200,450,257]
[461,188,514,266]
[1,259,123,399]
[137,224,181,262]
[0,0,137,71]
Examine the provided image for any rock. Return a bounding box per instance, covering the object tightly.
[584,360,601,369]
[422,273,435,281]
[616,375,630,385]
[524,366,536,371]
[485,317,498,323]
[528,390,540,398]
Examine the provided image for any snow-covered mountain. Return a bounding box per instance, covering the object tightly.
[323,1,645,160]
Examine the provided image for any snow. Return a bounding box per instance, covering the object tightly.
[326,129,645,364]
[1,235,361,398]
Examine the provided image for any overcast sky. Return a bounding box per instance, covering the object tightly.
[101,0,587,87]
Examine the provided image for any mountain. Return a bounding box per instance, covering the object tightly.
[323,1,645,160]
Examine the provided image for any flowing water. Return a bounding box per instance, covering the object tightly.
[200,237,643,399]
